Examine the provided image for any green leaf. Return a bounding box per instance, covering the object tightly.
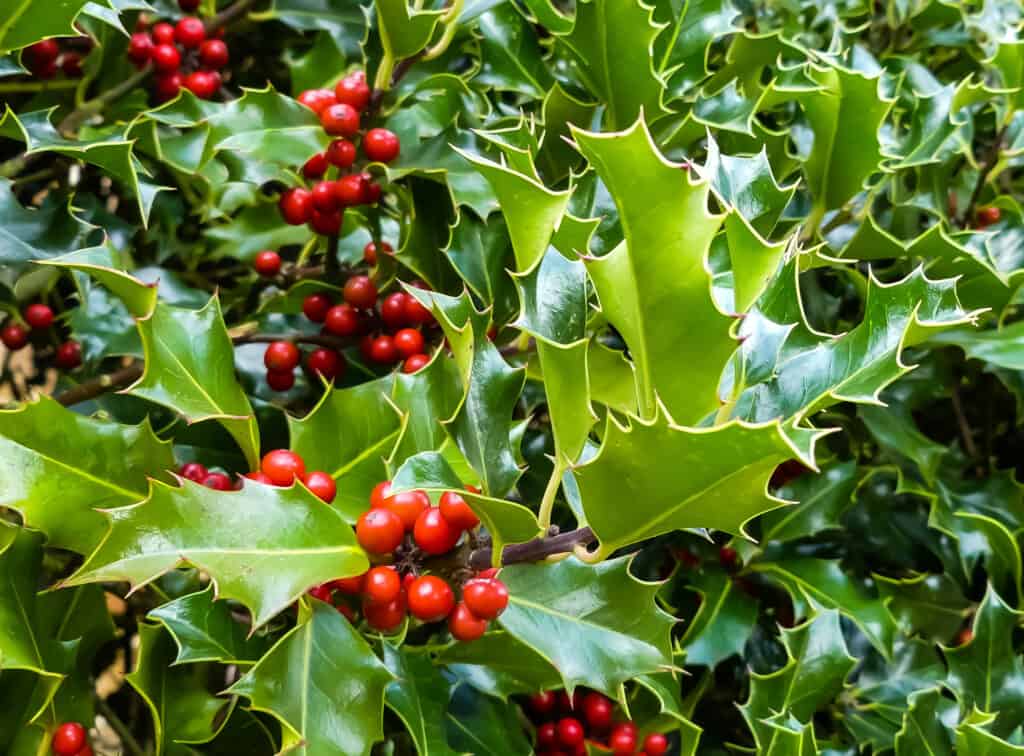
[956,710,1024,755]
[0,0,94,53]
[740,610,856,751]
[445,683,533,756]
[876,573,971,642]
[758,460,858,543]
[126,623,228,755]
[944,585,1024,737]
[258,0,366,59]
[680,569,758,667]
[229,600,392,756]
[860,401,947,485]
[64,478,369,629]
[893,687,956,756]
[445,212,517,325]
[475,5,554,97]
[206,203,311,263]
[289,376,401,522]
[375,0,444,61]
[149,585,271,664]
[657,0,740,94]
[36,241,157,317]
[383,645,460,756]
[571,117,731,424]
[931,320,1024,370]
[705,138,796,237]
[557,0,667,129]
[390,353,464,469]
[497,556,675,695]
[437,631,561,699]
[0,395,174,554]
[129,298,260,469]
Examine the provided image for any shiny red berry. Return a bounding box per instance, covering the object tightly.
[127,33,154,65]
[152,22,175,45]
[462,578,509,620]
[55,341,82,370]
[51,723,87,756]
[303,152,328,179]
[402,354,430,373]
[413,507,460,555]
[24,303,53,330]
[536,722,557,748]
[719,546,739,569]
[279,188,313,225]
[369,481,393,509]
[529,691,556,715]
[179,462,208,482]
[438,491,479,530]
[335,71,371,111]
[244,471,274,484]
[334,573,366,595]
[326,139,356,168]
[477,566,498,579]
[203,472,232,490]
[320,103,360,137]
[335,174,367,206]
[379,292,408,329]
[356,508,404,554]
[363,593,406,631]
[199,38,229,69]
[152,43,181,72]
[311,180,338,212]
[361,174,382,204]
[557,718,584,747]
[264,341,299,371]
[407,575,455,621]
[26,40,59,74]
[369,335,398,364]
[308,583,332,602]
[184,70,218,99]
[643,733,669,756]
[302,293,332,323]
[303,471,337,503]
[581,692,613,731]
[363,241,392,265]
[392,328,424,359]
[309,208,343,235]
[307,348,344,381]
[175,17,206,48]
[324,303,360,337]
[266,368,295,391]
[343,275,378,309]
[383,489,430,530]
[61,52,83,78]
[254,250,281,277]
[364,566,402,605]
[261,449,305,485]
[153,71,183,101]
[363,128,400,163]
[609,723,637,755]
[297,88,336,114]
[405,294,433,325]
[977,206,1001,227]
[449,602,487,641]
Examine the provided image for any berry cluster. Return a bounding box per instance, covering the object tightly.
[127,12,229,102]
[313,482,508,639]
[526,690,669,756]
[178,449,336,503]
[23,38,86,79]
[1,303,82,370]
[277,70,400,233]
[51,722,91,756]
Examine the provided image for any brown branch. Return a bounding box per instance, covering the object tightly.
[367,54,423,118]
[959,126,1007,229]
[468,527,595,570]
[56,363,144,406]
[205,0,258,33]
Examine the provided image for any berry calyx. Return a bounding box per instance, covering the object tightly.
[369,335,398,364]
[383,489,430,530]
[297,88,337,114]
[279,188,313,225]
[363,593,406,632]
[264,341,300,371]
[152,22,175,45]
[152,43,181,73]
[24,303,54,330]
[362,128,401,163]
[343,275,378,309]
[413,507,460,555]
[199,38,229,69]
[407,575,455,621]
[127,33,154,65]
[462,578,509,620]
[52,722,87,756]
[302,293,332,323]
[439,490,480,530]
[557,717,585,747]
[326,139,356,168]
[266,368,295,391]
[153,72,184,101]
[55,340,82,370]
[320,103,360,137]
[324,303,360,336]
[260,449,305,485]
[643,732,669,756]
[254,250,281,277]
[307,348,344,380]
[302,152,328,179]
[380,292,409,329]
[179,462,208,482]
[393,328,424,359]
[363,240,392,265]
[303,471,337,503]
[364,566,402,605]
[356,508,405,553]
[370,480,392,508]
[334,71,371,111]
[403,354,430,373]
[203,472,232,490]
[448,602,487,641]
[174,17,206,48]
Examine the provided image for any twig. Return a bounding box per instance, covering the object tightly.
[206,0,258,33]
[468,527,595,570]
[96,697,146,756]
[235,332,348,350]
[950,383,982,473]
[960,126,1007,229]
[57,64,152,134]
[367,54,422,117]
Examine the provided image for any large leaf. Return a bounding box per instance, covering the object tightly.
[437,631,561,700]
[383,645,460,756]
[497,556,675,695]
[0,396,174,554]
[679,569,758,667]
[64,478,369,628]
[893,687,957,756]
[128,298,260,469]
[149,586,271,664]
[0,0,95,53]
[229,600,392,756]
[375,0,443,61]
[445,683,533,756]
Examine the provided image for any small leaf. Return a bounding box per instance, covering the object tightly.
[383,644,460,756]
[376,0,444,61]
[680,569,758,667]
[445,683,533,756]
[893,687,956,756]
[149,585,271,664]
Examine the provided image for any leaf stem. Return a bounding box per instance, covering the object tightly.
[537,458,566,530]
[0,79,79,94]
[422,0,464,61]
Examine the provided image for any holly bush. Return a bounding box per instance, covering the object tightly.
[2,0,1023,753]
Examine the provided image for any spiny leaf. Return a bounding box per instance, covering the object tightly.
[680,569,758,667]
[383,645,461,756]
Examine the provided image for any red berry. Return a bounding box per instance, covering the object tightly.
[343,275,378,309]
[407,575,456,622]
[977,206,1001,227]
[307,348,344,380]
[203,472,232,490]
[379,292,408,329]
[363,128,400,163]
[393,328,424,359]
[308,583,332,602]
[52,723,87,756]
[335,174,367,206]
[61,52,83,78]
[405,294,433,325]
[264,341,300,371]
[199,38,229,68]
[184,70,218,99]
[335,71,371,111]
[363,241,392,265]
[324,303,360,336]
[413,507,460,555]
[477,566,498,579]
[266,368,295,391]
[303,152,328,179]
[383,489,430,530]
[179,462,208,482]
[24,303,53,330]
[152,43,181,73]
[333,572,366,594]
[302,293,332,323]
[438,491,479,530]
[320,103,360,137]
[311,180,339,212]
[361,175,383,204]
[356,508,404,554]
[557,718,584,747]
[955,627,974,646]
[152,22,176,45]
[303,471,337,503]
[369,335,398,364]
[326,139,356,168]
[367,481,391,509]
[462,578,509,620]
[244,471,273,484]
[719,546,739,569]
[77,746,94,756]
[179,0,201,10]
[364,566,402,605]
[449,602,487,641]
[175,17,206,48]
[529,691,557,716]
[536,722,557,748]
[153,71,183,101]
[309,209,343,235]
[609,723,637,755]
[261,449,305,485]
[643,733,669,756]
[279,188,313,225]
[581,693,612,731]
[254,250,281,277]
[363,593,406,632]
[127,33,154,65]
[55,341,82,370]
[403,354,430,373]
[296,88,336,114]
[26,40,59,74]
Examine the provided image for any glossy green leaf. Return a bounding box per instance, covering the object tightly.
[893,687,956,756]
[955,710,1024,755]
[759,460,858,543]
[37,241,157,317]
[0,0,95,53]
[375,0,443,61]
[256,0,366,58]
[383,645,460,756]
[437,631,561,699]
[149,585,271,664]
[445,683,532,756]
[876,573,971,643]
[680,569,758,667]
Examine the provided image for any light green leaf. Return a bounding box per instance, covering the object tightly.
[37,241,157,317]
[0,0,94,53]
[376,0,444,61]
